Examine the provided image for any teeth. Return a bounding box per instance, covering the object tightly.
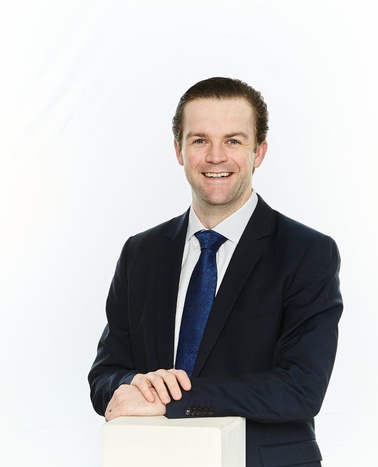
[204,172,231,178]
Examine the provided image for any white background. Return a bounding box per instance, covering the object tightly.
[1,1,377,465]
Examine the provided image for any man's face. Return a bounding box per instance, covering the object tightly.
[174,98,267,217]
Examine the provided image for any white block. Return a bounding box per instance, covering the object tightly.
[103,416,245,467]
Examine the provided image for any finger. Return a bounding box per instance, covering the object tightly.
[105,405,117,422]
[169,369,192,392]
[106,400,128,421]
[105,384,133,420]
[131,374,156,402]
[105,398,118,421]
[148,369,191,401]
[144,371,172,404]
[131,373,171,403]
[154,369,189,401]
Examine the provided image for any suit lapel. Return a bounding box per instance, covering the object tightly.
[192,196,274,377]
[153,211,189,369]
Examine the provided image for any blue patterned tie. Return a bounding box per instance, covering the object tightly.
[176,230,227,377]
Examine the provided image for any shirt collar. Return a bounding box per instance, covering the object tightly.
[186,190,258,244]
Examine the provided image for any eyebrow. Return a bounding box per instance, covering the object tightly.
[186,132,209,139]
[224,132,249,140]
[185,132,250,140]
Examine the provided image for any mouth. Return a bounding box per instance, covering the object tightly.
[203,172,231,178]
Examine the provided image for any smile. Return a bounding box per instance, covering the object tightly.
[204,172,231,178]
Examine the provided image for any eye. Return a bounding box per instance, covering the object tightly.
[228,139,240,145]
[193,138,206,144]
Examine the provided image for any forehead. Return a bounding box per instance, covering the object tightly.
[182,98,255,135]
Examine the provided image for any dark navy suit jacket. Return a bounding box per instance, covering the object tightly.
[89,195,343,467]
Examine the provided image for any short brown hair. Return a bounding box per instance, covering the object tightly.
[172,77,269,149]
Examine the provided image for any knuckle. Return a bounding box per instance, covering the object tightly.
[147,372,158,382]
[113,387,122,397]
[150,371,167,384]
[133,374,149,388]
[169,369,182,380]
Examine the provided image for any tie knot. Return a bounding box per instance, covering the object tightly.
[195,230,227,253]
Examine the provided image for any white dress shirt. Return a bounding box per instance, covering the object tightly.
[174,190,259,357]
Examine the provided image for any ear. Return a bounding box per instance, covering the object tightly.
[253,141,268,169]
[174,139,184,166]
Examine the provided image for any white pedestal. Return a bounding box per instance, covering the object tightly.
[103,416,245,467]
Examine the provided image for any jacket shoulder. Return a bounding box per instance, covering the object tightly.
[118,210,189,260]
[132,210,188,242]
[275,210,330,241]
[257,195,339,252]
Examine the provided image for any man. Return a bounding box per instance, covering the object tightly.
[89,77,343,466]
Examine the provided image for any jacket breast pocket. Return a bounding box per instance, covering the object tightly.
[259,440,322,467]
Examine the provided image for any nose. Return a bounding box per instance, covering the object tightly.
[205,142,228,164]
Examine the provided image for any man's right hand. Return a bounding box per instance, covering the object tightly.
[105,384,166,421]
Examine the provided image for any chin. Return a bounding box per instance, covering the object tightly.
[203,196,236,207]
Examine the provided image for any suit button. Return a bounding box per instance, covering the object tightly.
[208,408,214,416]
[197,408,203,416]
[185,407,192,416]
[203,408,209,416]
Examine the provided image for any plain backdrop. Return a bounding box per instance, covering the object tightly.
[1,1,377,465]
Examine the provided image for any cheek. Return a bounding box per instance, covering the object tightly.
[184,163,199,180]
[232,154,254,173]
[182,152,202,170]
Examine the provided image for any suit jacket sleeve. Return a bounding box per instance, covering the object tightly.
[88,238,137,415]
[166,233,343,423]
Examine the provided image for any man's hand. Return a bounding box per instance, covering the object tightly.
[105,369,191,421]
[105,384,166,421]
[131,369,191,405]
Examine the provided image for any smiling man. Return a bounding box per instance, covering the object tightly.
[89,77,343,467]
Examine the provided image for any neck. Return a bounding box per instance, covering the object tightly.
[192,207,231,229]
[192,192,252,229]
